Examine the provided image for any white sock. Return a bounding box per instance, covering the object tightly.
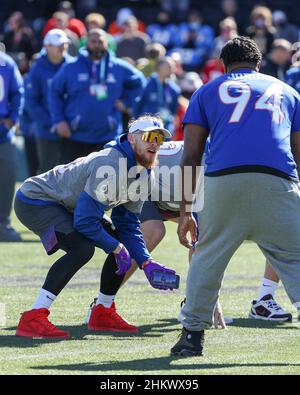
[258,278,278,300]
[96,292,115,308]
[32,288,57,310]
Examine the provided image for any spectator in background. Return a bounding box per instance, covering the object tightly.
[25,29,73,174]
[135,57,180,135]
[160,0,190,20]
[180,72,203,100]
[44,12,79,56]
[77,0,98,17]
[221,0,237,19]
[285,43,300,94]
[273,10,299,45]
[260,39,292,81]
[57,1,86,38]
[42,1,86,39]
[49,29,145,163]
[3,11,38,74]
[80,13,116,54]
[245,5,276,56]
[200,16,236,84]
[170,52,184,80]
[173,72,203,141]
[170,10,215,72]
[137,43,166,77]
[0,50,23,241]
[116,16,150,62]
[108,8,146,39]
[213,17,238,58]
[201,56,224,84]
[146,11,179,51]
[219,0,246,34]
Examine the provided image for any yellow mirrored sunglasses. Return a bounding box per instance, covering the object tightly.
[140,131,165,145]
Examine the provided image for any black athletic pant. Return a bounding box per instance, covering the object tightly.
[36,137,62,174]
[24,136,39,177]
[0,141,17,223]
[60,139,105,164]
[43,220,126,296]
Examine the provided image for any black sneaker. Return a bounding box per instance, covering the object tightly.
[170,327,204,357]
[249,294,292,322]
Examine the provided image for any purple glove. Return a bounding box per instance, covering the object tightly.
[143,260,176,290]
[114,245,132,275]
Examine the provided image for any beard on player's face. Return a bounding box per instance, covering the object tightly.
[130,135,160,169]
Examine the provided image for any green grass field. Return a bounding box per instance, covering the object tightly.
[1,212,300,375]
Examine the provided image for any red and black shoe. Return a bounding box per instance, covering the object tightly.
[88,303,138,333]
[16,308,70,339]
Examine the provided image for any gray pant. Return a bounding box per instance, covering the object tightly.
[180,173,300,331]
[0,141,17,223]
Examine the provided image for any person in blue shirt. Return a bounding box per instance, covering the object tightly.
[0,49,23,242]
[25,29,73,173]
[135,57,180,134]
[171,36,300,357]
[146,11,179,51]
[14,115,177,339]
[49,28,146,164]
[169,10,215,72]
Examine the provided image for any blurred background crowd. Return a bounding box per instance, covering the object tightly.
[1,0,300,241]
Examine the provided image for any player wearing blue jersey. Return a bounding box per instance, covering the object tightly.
[171,36,300,357]
[0,50,23,242]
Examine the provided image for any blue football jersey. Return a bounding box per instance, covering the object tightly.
[183,69,300,179]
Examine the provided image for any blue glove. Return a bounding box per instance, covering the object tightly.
[114,245,132,275]
[142,260,176,290]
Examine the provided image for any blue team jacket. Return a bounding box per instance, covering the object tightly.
[135,73,180,133]
[24,52,74,141]
[0,52,23,144]
[169,22,215,69]
[49,49,146,144]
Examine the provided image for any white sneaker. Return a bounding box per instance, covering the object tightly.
[84,298,97,324]
[249,294,292,322]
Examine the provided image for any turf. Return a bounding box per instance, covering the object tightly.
[0,213,300,375]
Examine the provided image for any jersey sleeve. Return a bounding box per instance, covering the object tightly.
[111,203,151,266]
[182,87,209,130]
[73,191,119,253]
[291,93,300,133]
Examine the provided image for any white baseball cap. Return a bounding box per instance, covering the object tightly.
[129,119,172,139]
[180,72,203,93]
[43,29,70,46]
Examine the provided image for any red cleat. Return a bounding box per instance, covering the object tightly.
[15,308,70,339]
[88,303,139,333]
